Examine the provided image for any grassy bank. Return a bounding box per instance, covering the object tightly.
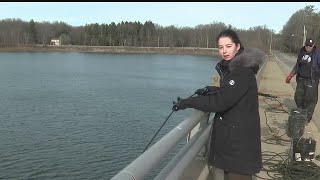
[0,45,220,57]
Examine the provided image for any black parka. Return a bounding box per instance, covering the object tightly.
[180,48,265,175]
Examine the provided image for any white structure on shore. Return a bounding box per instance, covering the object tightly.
[50,38,60,45]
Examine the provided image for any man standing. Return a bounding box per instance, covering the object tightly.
[286,38,320,123]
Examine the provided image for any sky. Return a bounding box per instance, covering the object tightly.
[0,2,319,34]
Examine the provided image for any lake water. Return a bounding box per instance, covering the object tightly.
[0,51,219,179]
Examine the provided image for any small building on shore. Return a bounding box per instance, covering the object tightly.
[50,38,60,45]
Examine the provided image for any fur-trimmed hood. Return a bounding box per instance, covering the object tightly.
[229,48,266,74]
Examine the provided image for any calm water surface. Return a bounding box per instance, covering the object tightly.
[0,52,219,179]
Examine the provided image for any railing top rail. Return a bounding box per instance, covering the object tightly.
[110,111,209,180]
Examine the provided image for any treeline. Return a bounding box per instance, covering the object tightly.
[0,19,272,51]
[281,5,320,53]
[0,5,319,53]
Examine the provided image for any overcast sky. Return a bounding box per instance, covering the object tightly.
[0,2,319,33]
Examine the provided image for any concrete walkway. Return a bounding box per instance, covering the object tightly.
[255,54,320,179]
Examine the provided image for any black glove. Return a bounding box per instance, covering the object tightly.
[195,87,210,96]
[172,97,188,111]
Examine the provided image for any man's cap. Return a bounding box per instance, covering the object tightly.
[305,38,315,46]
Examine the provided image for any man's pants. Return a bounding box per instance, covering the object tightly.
[294,78,319,121]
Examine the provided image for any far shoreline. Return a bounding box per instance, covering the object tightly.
[0,45,220,58]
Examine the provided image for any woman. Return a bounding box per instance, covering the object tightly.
[173,29,264,180]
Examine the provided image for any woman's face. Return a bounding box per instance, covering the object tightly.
[218,37,240,61]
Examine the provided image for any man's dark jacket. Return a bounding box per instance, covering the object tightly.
[179,48,265,175]
[291,46,320,83]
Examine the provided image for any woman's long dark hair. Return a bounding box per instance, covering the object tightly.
[216,29,244,54]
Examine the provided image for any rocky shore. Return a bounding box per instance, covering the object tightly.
[0,45,220,57]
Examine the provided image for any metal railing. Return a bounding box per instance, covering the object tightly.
[154,117,212,180]
[110,111,210,180]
